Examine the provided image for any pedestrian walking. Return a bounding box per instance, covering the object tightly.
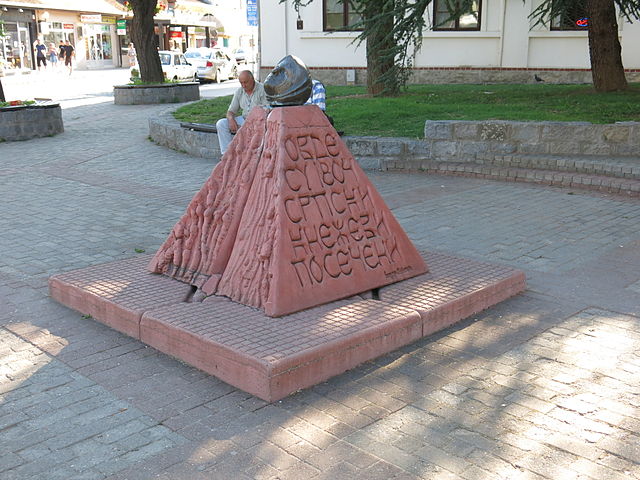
[34,39,47,70]
[58,41,65,63]
[48,43,58,69]
[127,43,137,67]
[61,41,75,75]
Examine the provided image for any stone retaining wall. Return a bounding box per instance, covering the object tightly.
[423,120,640,161]
[0,104,63,142]
[149,108,640,175]
[149,108,221,158]
[114,83,200,105]
[343,137,432,170]
[148,108,431,167]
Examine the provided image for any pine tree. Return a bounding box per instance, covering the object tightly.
[287,0,640,93]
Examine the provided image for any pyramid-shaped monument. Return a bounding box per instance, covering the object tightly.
[150,105,427,316]
[148,107,268,291]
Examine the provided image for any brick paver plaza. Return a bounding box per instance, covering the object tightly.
[1,71,639,479]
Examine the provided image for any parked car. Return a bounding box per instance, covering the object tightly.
[232,47,249,64]
[184,47,238,83]
[158,50,198,82]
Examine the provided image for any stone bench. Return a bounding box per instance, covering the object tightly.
[180,121,217,133]
[150,107,221,157]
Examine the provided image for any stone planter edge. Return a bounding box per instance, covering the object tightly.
[0,103,64,142]
[114,82,200,105]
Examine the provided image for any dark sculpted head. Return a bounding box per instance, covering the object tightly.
[263,55,312,107]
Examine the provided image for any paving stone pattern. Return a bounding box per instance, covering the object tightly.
[0,329,185,480]
[1,71,640,479]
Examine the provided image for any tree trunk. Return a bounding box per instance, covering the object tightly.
[130,0,164,83]
[0,79,5,102]
[365,1,398,96]
[587,0,627,92]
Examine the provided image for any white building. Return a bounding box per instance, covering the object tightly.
[258,0,640,84]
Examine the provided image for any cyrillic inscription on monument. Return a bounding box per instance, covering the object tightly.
[281,132,403,288]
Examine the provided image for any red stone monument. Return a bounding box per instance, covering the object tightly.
[48,56,526,401]
[149,105,427,316]
[148,107,269,292]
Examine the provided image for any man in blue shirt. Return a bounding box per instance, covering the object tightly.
[34,39,47,70]
[305,78,335,127]
[305,79,326,111]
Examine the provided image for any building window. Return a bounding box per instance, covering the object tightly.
[323,0,363,31]
[433,0,481,31]
[551,3,589,30]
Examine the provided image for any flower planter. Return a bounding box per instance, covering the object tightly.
[0,103,63,142]
[113,82,200,105]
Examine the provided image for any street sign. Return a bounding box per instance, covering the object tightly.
[247,0,258,27]
[116,19,127,35]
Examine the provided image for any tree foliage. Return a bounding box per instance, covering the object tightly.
[530,0,640,27]
[530,0,640,91]
[288,0,640,94]
[287,0,477,96]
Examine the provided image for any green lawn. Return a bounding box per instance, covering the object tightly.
[173,83,640,138]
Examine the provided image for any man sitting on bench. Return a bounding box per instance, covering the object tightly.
[215,70,268,155]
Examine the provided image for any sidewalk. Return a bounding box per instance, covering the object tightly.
[1,88,639,479]
[1,67,238,109]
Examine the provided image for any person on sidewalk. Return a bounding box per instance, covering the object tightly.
[58,41,65,64]
[48,43,58,69]
[215,70,267,155]
[61,41,75,75]
[127,43,137,67]
[34,39,47,71]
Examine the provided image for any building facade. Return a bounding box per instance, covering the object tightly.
[259,0,640,84]
[0,2,38,70]
[0,0,255,72]
[0,0,126,71]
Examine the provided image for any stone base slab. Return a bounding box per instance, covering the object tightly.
[49,252,525,402]
[49,255,193,338]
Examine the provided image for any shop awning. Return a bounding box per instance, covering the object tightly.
[153,0,224,29]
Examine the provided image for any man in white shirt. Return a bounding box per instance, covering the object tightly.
[216,70,268,155]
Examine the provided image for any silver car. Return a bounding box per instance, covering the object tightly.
[184,48,238,83]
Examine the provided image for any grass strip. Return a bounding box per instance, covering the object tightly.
[173,83,640,138]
